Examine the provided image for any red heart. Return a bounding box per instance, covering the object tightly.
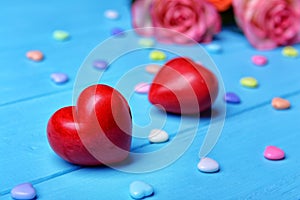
[149,57,218,114]
[47,84,132,166]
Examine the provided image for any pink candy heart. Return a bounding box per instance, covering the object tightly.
[264,146,285,160]
[252,55,267,66]
[134,82,151,94]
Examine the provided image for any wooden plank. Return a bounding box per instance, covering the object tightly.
[1,0,300,199]
[0,83,210,194]
[1,0,299,117]
[0,91,79,195]
[1,92,299,199]
[1,68,298,193]
[0,0,132,105]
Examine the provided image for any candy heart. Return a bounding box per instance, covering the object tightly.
[149,57,218,114]
[53,30,70,41]
[139,38,155,47]
[50,73,69,84]
[104,9,119,20]
[240,77,258,88]
[197,157,220,173]
[252,55,268,66]
[264,146,285,160]
[271,97,290,110]
[145,64,161,74]
[26,50,44,62]
[11,183,36,200]
[282,46,298,57]
[93,60,108,70]
[224,92,241,104]
[134,82,151,94]
[130,181,154,199]
[47,84,132,166]
[205,43,222,54]
[148,129,169,143]
[149,50,166,61]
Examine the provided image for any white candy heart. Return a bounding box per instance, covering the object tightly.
[130,181,154,199]
[148,129,169,143]
[197,157,220,173]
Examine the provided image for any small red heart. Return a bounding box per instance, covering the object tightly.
[149,57,218,114]
[47,84,132,166]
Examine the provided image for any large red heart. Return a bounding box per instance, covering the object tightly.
[149,57,218,114]
[47,84,132,166]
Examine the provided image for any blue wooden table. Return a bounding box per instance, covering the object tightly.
[1,0,300,199]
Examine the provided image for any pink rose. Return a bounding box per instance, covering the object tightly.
[233,0,300,50]
[132,0,221,44]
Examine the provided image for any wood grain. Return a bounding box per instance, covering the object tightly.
[1,0,300,199]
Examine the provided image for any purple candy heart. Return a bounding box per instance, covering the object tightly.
[93,60,108,70]
[224,92,241,104]
[11,183,36,200]
[51,73,69,84]
[111,28,125,36]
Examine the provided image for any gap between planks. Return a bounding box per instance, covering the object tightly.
[1,89,300,196]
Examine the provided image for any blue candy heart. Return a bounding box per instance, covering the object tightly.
[224,92,241,104]
[130,181,154,199]
[11,182,36,200]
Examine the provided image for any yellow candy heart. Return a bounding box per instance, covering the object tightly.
[240,77,258,88]
[282,46,298,58]
[149,50,166,61]
[139,38,155,47]
[53,30,70,41]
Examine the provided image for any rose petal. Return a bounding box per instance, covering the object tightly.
[148,0,220,44]
[243,24,278,50]
[132,0,154,36]
[233,0,300,50]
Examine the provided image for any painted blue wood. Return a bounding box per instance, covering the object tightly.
[0,91,79,195]
[1,93,300,199]
[0,0,132,105]
[1,0,300,199]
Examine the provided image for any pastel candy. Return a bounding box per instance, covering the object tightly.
[93,60,108,70]
[104,10,119,19]
[282,46,298,57]
[149,50,166,61]
[206,43,222,54]
[26,50,44,62]
[145,64,161,74]
[197,157,220,173]
[130,181,154,199]
[134,82,151,94]
[11,183,36,200]
[51,73,69,84]
[264,145,285,160]
[139,38,155,47]
[111,28,125,36]
[240,77,258,88]
[224,92,241,104]
[148,129,169,143]
[272,97,290,110]
[53,30,70,41]
[252,55,267,66]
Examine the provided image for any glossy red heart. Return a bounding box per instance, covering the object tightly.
[149,57,218,114]
[47,84,132,166]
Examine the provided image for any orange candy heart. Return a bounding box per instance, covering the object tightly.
[271,97,291,110]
